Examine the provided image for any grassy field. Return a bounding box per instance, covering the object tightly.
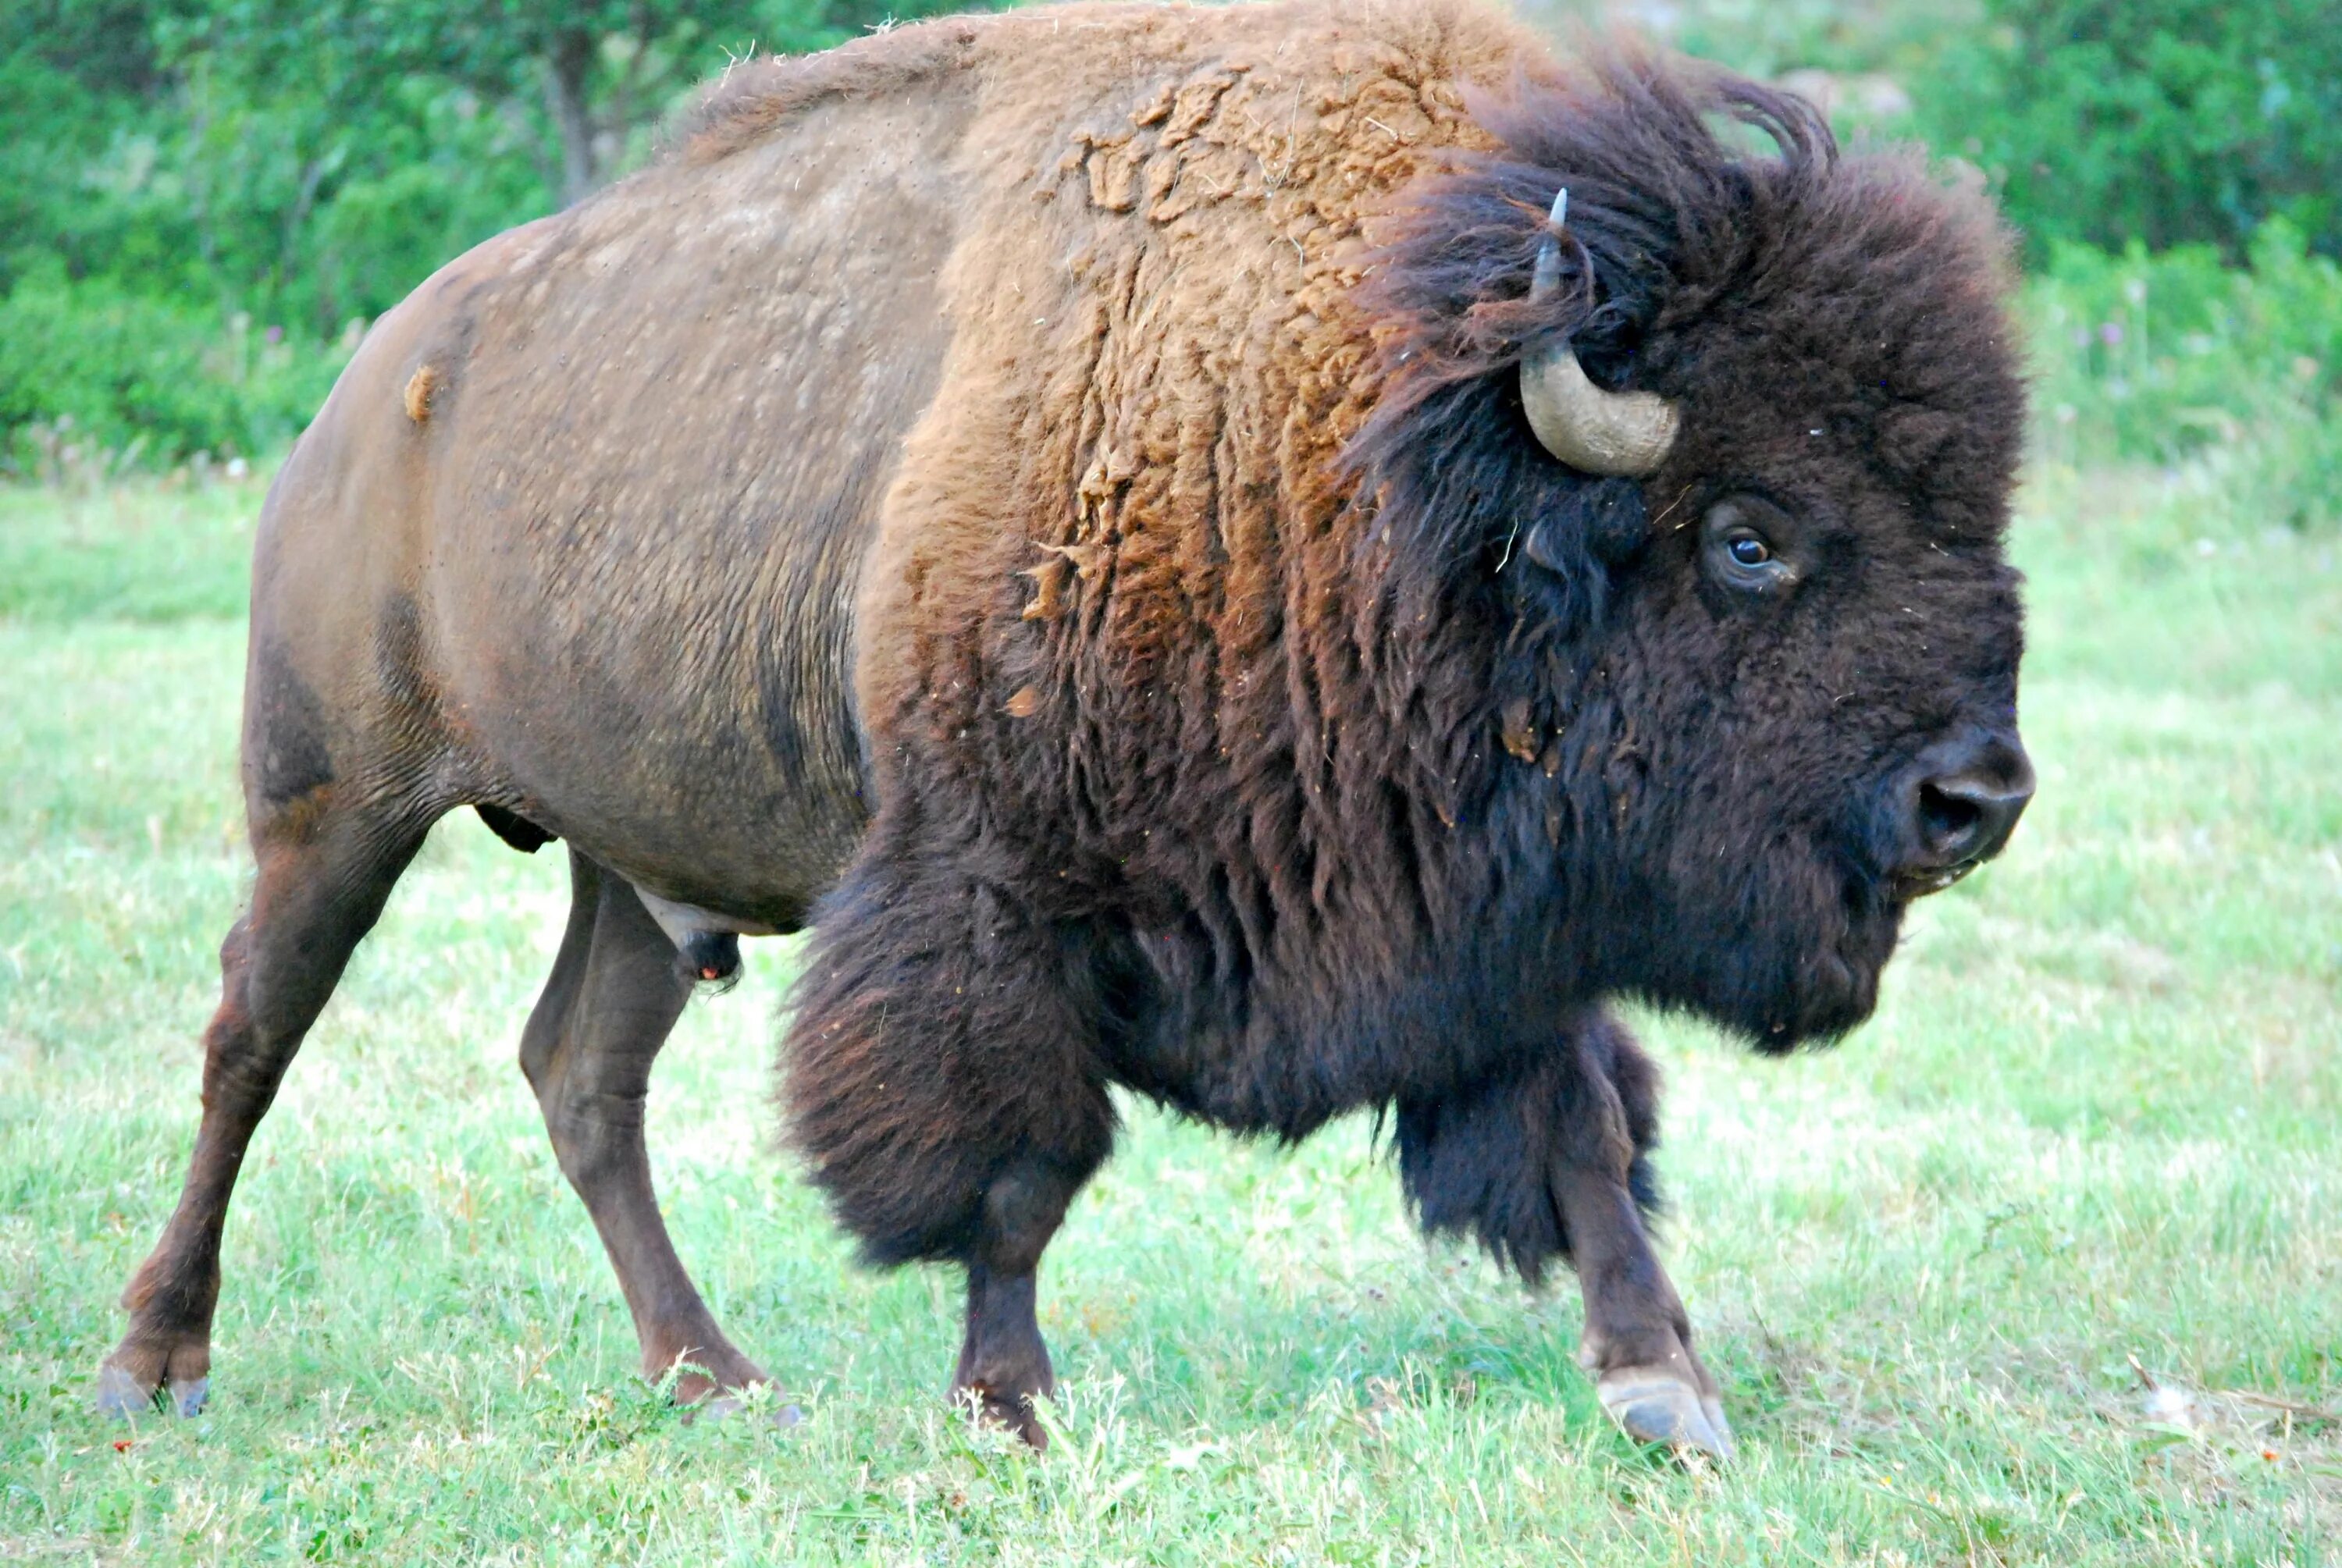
[1,456,2337,1566]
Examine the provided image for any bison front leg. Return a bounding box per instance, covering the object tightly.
[950,1159,1086,1445]
[1396,1010,1732,1460]
[783,862,1116,1449]
[1552,1149,1732,1460]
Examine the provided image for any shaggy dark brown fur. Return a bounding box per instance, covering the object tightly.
[778,2,2024,1443]
[788,9,2024,1261]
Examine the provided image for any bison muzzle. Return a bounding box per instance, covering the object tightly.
[98,0,2034,1461]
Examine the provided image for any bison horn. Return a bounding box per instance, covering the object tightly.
[1519,190,1679,477]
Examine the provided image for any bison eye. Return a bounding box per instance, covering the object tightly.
[1702,498,1799,594]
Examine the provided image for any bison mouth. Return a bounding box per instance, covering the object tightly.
[1888,858,1982,903]
[1776,850,1983,1042]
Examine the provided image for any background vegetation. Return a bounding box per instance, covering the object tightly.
[5,0,2341,499]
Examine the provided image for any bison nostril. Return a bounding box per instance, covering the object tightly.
[1918,780,1986,860]
[1899,731,2035,891]
[1911,763,2034,875]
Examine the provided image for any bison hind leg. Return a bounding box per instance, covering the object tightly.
[101,787,438,1417]
[518,852,777,1409]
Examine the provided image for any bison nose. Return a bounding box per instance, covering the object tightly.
[1900,731,2034,891]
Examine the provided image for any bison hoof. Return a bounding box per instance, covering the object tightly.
[1596,1364,1735,1461]
[94,1360,208,1420]
[956,1384,1048,1450]
[658,1353,793,1424]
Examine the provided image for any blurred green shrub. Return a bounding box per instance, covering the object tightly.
[0,266,350,471]
[1912,0,2341,262]
[2024,220,2342,530]
[1662,0,2342,263]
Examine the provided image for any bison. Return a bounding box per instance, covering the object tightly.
[98,0,2034,1460]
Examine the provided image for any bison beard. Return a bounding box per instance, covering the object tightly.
[101,0,2025,1462]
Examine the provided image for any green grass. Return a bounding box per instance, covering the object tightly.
[2,460,2337,1566]
[0,474,256,623]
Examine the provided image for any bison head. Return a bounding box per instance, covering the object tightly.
[1351,60,2032,1048]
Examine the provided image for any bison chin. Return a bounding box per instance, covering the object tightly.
[1613,843,1906,1053]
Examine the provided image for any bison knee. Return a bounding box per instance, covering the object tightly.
[782,860,1116,1266]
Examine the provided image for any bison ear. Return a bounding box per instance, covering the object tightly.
[1523,478,1650,574]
